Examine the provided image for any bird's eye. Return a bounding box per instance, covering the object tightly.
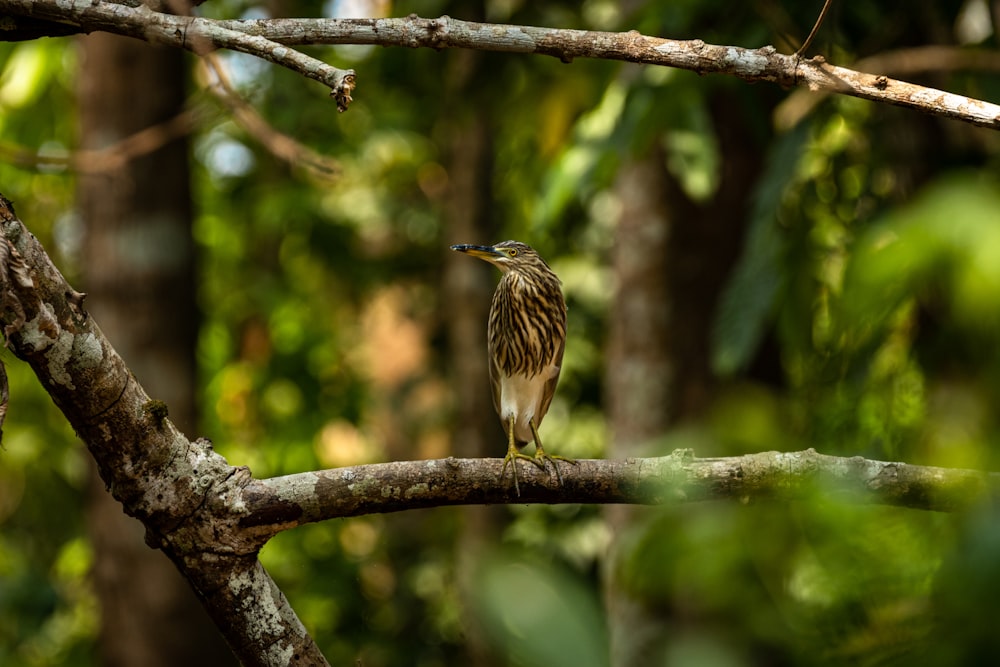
[507,248,518,257]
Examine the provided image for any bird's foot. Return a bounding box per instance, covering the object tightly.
[532,445,577,485]
[501,447,546,497]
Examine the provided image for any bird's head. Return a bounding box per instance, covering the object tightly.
[450,240,549,275]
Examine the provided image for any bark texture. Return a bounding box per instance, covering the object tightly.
[0,193,328,665]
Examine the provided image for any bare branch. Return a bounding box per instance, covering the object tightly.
[0,0,356,111]
[213,15,1000,130]
[0,107,206,173]
[0,59,341,179]
[776,45,1000,129]
[224,450,1000,544]
[2,4,997,128]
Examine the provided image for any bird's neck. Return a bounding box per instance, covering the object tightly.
[502,271,538,298]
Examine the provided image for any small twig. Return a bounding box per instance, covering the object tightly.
[0,60,341,179]
[0,107,206,173]
[198,55,341,180]
[796,0,835,57]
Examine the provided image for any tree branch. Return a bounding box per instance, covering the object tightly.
[0,107,206,173]
[216,15,1000,130]
[0,0,356,112]
[228,450,1000,543]
[0,195,328,667]
[198,55,342,180]
[775,45,1000,129]
[0,56,343,179]
[4,3,995,129]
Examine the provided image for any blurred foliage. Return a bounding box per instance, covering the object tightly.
[1,0,1000,665]
[471,549,609,667]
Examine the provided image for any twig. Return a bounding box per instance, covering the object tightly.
[0,61,341,179]
[0,107,206,173]
[198,55,341,180]
[796,0,834,57]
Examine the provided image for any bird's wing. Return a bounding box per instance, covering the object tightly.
[535,334,564,425]
[488,343,502,419]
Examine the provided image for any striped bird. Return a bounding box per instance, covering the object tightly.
[451,240,575,494]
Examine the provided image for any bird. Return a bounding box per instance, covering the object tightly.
[451,240,576,495]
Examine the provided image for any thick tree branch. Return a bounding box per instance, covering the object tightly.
[0,196,327,667]
[2,2,997,130]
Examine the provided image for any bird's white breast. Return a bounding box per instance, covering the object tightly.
[498,362,560,444]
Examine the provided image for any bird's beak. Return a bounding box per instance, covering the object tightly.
[450,244,501,259]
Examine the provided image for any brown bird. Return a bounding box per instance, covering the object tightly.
[451,240,575,494]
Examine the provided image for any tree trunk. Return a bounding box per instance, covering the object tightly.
[604,148,676,666]
[603,88,765,665]
[76,30,235,667]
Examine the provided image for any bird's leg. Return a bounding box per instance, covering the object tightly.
[501,415,545,496]
[529,419,577,485]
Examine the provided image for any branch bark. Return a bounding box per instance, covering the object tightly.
[1,2,998,129]
[775,45,1000,129]
[226,450,1000,545]
[0,196,328,667]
